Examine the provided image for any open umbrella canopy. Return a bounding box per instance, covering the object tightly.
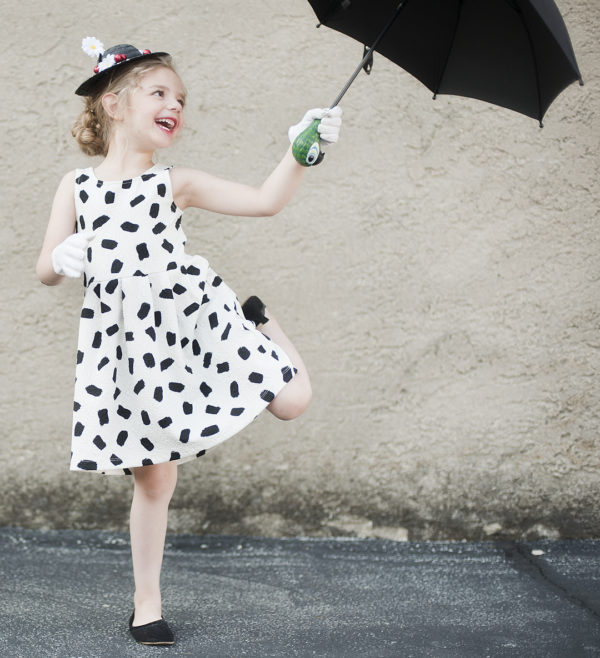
[307,0,582,125]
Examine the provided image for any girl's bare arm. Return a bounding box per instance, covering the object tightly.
[36,171,78,285]
[171,147,305,216]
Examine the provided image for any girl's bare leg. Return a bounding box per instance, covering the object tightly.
[258,307,312,420]
[130,461,178,626]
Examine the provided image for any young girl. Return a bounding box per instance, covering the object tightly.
[36,38,342,646]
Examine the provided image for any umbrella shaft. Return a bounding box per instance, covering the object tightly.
[330,0,408,108]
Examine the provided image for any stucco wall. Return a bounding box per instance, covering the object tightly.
[1,0,598,540]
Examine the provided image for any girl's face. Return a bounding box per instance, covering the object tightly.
[118,66,186,151]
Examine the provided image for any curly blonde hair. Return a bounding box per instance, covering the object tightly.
[71,55,178,156]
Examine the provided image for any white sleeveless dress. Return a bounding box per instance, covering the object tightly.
[70,164,295,475]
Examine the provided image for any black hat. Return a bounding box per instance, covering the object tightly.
[75,38,169,96]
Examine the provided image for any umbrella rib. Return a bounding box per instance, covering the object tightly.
[433,0,464,99]
[318,0,351,24]
[514,1,544,126]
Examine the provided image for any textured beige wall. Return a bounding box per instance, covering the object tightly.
[1,0,598,540]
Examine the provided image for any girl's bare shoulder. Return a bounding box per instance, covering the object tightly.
[54,170,78,199]
[168,166,212,210]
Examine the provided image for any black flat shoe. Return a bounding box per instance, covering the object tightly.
[242,295,269,326]
[129,612,175,646]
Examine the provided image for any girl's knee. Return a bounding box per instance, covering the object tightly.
[134,462,178,502]
[270,381,312,421]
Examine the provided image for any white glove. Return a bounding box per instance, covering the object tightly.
[288,106,343,145]
[51,231,95,278]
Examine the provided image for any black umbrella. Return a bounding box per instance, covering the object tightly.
[292,0,582,165]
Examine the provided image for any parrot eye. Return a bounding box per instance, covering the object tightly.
[306,142,320,165]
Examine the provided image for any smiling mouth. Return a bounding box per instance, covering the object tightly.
[155,117,178,132]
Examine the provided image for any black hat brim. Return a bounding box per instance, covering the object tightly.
[75,51,170,96]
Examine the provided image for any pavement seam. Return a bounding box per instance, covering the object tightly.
[501,541,600,624]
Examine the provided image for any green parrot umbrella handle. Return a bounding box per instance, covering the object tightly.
[292,118,326,167]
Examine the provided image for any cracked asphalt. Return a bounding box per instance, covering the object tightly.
[1,527,599,657]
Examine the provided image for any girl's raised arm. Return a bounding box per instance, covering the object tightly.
[172,107,342,216]
[36,171,79,285]
[172,147,304,217]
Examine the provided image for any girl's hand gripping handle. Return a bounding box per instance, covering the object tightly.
[51,231,95,278]
[289,107,343,167]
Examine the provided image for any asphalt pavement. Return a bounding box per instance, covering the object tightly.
[1,527,599,657]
